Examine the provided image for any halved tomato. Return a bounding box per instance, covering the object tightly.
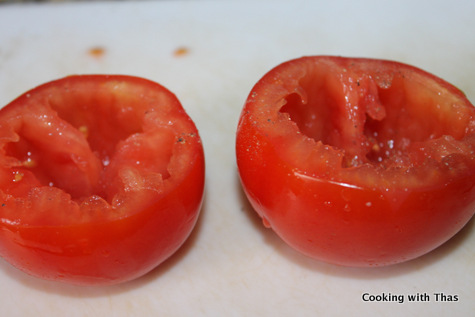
[236,56,475,267]
[0,75,205,285]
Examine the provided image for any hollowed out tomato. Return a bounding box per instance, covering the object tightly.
[236,56,475,267]
[0,75,205,285]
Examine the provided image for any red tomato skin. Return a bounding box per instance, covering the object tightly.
[0,156,204,285]
[237,141,475,266]
[0,75,205,285]
[236,56,475,267]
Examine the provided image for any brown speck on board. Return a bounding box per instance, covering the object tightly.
[88,46,106,58]
[174,47,189,57]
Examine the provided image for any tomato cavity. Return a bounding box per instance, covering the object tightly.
[278,59,475,185]
[0,79,181,223]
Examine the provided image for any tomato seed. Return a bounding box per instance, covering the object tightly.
[13,171,23,182]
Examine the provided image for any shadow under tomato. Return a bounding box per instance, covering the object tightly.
[235,172,475,280]
[0,189,208,297]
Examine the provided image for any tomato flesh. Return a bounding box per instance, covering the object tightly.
[236,56,475,267]
[0,75,205,284]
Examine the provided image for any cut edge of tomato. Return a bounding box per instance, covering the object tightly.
[240,56,475,189]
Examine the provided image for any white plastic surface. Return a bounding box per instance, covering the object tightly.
[0,1,474,316]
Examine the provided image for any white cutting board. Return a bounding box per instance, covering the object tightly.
[0,1,474,316]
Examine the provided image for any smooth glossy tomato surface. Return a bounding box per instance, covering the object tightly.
[0,75,205,285]
[236,56,475,267]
